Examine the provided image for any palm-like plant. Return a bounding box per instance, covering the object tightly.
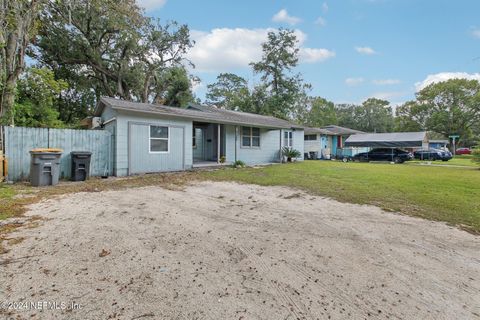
[282,147,301,162]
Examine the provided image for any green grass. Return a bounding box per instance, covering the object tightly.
[202,161,480,233]
[0,184,17,220]
[409,156,477,167]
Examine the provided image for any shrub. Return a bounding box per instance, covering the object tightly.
[219,156,226,164]
[472,149,480,168]
[232,160,246,168]
[282,147,301,162]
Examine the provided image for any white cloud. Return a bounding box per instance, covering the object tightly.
[372,79,401,85]
[187,28,334,72]
[300,48,335,62]
[355,46,377,55]
[322,2,329,13]
[415,72,480,91]
[471,28,480,39]
[272,9,301,25]
[345,77,365,86]
[137,0,167,10]
[314,17,327,26]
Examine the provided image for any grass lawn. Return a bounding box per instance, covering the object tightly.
[0,184,17,220]
[202,160,480,233]
[409,155,477,167]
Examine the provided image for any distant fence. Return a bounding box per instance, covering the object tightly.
[3,126,113,182]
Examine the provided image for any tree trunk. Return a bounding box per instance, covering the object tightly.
[0,76,17,125]
[0,0,41,125]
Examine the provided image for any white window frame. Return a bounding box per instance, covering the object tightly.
[241,126,261,149]
[284,130,293,147]
[149,125,170,154]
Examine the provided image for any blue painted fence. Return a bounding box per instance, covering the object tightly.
[3,126,113,181]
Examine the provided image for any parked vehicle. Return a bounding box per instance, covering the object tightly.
[414,148,452,161]
[455,147,471,155]
[353,148,413,164]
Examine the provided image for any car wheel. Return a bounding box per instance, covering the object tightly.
[393,156,403,164]
[342,157,348,163]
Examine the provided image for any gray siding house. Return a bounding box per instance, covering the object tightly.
[95,97,304,176]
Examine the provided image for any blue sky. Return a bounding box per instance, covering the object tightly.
[140,0,480,105]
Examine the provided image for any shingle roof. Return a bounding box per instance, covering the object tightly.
[95,97,302,129]
[304,127,334,135]
[304,125,363,136]
[321,125,364,135]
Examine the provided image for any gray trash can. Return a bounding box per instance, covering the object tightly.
[29,149,62,186]
[71,151,92,181]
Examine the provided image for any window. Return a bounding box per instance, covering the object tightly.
[305,134,317,141]
[241,126,261,148]
[150,126,169,153]
[284,131,293,147]
[192,128,197,148]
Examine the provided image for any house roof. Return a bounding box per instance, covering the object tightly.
[321,125,364,135]
[304,127,334,135]
[95,97,303,129]
[345,131,427,148]
[304,125,363,136]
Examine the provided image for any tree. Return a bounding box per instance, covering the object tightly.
[335,103,358,130]
[10,67,67,127]
[0,0,45,124]
[206,73,250,110]
[394,101,424,132]
[396,79,480,144]
[354,98,394,133]
[153,66,196,107]
[250,29,309,119]
[35,0,193,103]
[299,97,337,127]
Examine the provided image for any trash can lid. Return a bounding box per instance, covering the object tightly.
[71,151,92,155]
[30,148,63,153]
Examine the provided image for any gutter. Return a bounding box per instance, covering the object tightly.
[108,105,302,130]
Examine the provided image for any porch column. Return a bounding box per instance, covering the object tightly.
[279,129,283,162]
[217,124,221,164]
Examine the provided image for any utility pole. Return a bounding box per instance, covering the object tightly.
[449,135,459,156]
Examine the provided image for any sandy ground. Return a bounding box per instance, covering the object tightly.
[1,181,479,320]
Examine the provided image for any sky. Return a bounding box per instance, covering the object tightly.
[139,0,480,106]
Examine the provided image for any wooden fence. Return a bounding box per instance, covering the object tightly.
[2,126,113,181]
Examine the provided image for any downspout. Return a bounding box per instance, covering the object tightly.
[217,124,221,164]
[279,129,283,162]
[234,125,238,162]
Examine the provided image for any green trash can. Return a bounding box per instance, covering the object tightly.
[29,149,63,186]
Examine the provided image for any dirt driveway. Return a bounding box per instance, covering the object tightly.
[1,181,479,319]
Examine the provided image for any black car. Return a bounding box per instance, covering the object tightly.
[353,148,413,163]
[414,148,452,161]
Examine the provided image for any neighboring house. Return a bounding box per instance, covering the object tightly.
[304,125,364,159]
[429,139,449,150]
[94,97,304,176]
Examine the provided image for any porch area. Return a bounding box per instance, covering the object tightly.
[192,122,229,167]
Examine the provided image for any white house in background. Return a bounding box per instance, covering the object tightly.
[304,125,364,159]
